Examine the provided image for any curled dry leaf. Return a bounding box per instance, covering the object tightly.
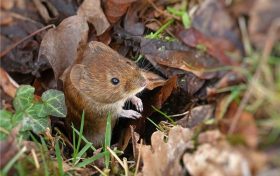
[140,126,194,176]
[104,0,137,24]
[38,15,88,80]
[32,0,59,23]
[220,103,259,148]
[0,67,19,98]
[176,104,214,128]
[77,0,110,36]
[0,0,15,10]
[184,143,251,176]
[0,11,13,26]
[142,71,166,90]
[176,27,238,66]
[124,1,146,35]
[183,130,266,176]
[141,39,221,79]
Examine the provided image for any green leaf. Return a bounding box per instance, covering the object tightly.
[13,85,35,111]
[182,12,191,29]
[26,103,48,118]
[41,89,67,117]
[21,116,49,133]
[0,110,13,140]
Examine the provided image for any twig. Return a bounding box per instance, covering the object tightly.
[93,166,107,176]
[0,24,55,58]
[134,139,143,176]
[228,20,280,134]
[147,0,180,20]
[31,148,40,169]
[106,147,128,176]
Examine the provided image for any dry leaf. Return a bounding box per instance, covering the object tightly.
[38,15,89,80]
[177,104,214,128]
[220,103,259,148]
[0,67,19,98]
[104,0,137,24]
[77,0,110,36]
[140,126,194,176]
[140,39,221,79]
[183,143,251,176]
[184,130,266,176]
[192,0,242,54]
[0,0,15,10]
[142,71,166,90]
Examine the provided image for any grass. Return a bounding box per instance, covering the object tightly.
[104,112,112,169]
[55,140,64,176]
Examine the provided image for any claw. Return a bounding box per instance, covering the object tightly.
[119,109,142,119]
[130,96,143,112]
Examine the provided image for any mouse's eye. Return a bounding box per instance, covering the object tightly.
[111,78,120,85]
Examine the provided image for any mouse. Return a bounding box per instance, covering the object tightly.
[62,41,147,147]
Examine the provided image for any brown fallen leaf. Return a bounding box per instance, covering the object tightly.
[0,11,13,26]
[0,67,19,98]
[176,104,214,128]
[176,27,238,66]
[192,0,243,54]
[184,130,266,176]
[38,15,89,80]
[140,126,194,176]
[184,143,250,176]
[123,1,146,36]
[104,0,137,24]
[220,103,259,148]
[77,0,110,36]
[0,0,15,10]
[32,0,59,24]
[142,71,166,90]
[141,39,221,79]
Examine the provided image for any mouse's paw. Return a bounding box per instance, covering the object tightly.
[119,109,142,119]
[130,96,143,112]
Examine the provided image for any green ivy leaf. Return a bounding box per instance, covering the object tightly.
[41,89,67,117]
[21,116,49,133]
[26,103,48,118]
[13,85,35,111]
[0,110,13,140]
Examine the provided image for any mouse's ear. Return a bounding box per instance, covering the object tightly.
[88,41,110,53]
[81,41,118,65]
[69,64,86,90]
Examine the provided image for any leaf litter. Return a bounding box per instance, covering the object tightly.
[0,0,279,175]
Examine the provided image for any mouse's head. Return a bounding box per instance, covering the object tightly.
[70,41,146,104]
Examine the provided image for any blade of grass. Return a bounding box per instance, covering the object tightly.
[2,146,27,174]
[104,112,112,169]
[74,143,92,165]
[72,127,96,151]
[152,106,176,125]
[76,152,109,168]
[40,136,50,176]
[145,19,174,39]
[73,110,85,163]
[55,140,64,176]
[147,117,164,131]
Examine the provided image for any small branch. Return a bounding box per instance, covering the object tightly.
[0,24,55,58]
